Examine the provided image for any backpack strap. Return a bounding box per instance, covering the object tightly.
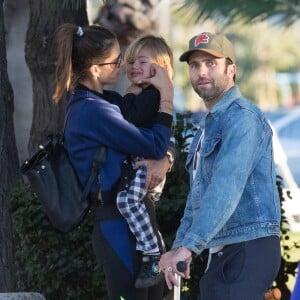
[63,101,107,200]
[63,102,77,135]
[82,146,107,199]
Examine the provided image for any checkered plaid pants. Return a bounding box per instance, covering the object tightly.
[117,167,164,253]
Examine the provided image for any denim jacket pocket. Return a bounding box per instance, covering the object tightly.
[200,135,221,157]
[198,135,221,180]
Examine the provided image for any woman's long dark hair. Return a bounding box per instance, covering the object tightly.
[52,23,117,103]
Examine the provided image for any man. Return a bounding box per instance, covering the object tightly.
[159,32,281,300]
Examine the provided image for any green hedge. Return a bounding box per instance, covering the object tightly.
[12,184,106,299]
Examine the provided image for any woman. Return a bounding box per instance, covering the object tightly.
[52,23,174,300]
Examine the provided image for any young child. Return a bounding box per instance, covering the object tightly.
[116,34,175,289]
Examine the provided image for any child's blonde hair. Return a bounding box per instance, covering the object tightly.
[124,34,174,79]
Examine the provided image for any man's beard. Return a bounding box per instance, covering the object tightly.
[192,74,229,104]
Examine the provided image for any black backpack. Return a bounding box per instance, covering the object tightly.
[20,105,106,233]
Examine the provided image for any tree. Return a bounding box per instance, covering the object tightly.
[0,0,21,291]
[176,0,300,26]
[94,0,161,45]
[26,0,89,154]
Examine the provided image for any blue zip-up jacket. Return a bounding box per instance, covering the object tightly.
[173,86,281,254]
[64,87,173,193]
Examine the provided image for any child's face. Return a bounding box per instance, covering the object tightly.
[125,47,156,84]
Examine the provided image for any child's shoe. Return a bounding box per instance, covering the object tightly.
[135,254,163,288]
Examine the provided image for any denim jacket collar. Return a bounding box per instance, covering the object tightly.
[209,86,241,121]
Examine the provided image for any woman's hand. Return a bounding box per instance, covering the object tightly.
[134,156,170,189]
[138,63,174,114]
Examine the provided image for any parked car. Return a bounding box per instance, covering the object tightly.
[266,107,300,231]
[272,126,300,232]
[271,108,300,186]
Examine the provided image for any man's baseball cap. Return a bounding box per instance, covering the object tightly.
[179,32,235,64]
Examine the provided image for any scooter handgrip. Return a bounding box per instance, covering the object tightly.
[176,261,187,272]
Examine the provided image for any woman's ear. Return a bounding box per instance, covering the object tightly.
[88,64,101,79]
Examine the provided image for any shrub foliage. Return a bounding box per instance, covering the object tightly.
[12,184,106,299]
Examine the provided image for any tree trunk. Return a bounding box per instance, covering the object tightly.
[25,0,89,154]
[0,0,21,291]
[6,0,32,164]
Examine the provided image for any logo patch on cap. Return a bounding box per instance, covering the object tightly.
[194,33,209,47]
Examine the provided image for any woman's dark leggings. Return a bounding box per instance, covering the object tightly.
[92,217,164,300]
[92,195,165,300]
[200,236,281,300]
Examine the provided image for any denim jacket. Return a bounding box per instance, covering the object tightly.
[172,86,281,255]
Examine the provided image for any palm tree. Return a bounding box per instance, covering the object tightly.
[176,0,300,26]
[94,0,161,45]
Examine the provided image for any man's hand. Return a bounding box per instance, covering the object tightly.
[159,247,192,290]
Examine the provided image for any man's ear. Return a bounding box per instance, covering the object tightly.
[228,64,236,79]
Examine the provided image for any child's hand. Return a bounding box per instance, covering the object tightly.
[126,84,142,95]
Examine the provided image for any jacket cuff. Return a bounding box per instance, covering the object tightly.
[156,112,173,128]
[181,236,205,255]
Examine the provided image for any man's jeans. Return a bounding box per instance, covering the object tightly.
[200,236,281,300]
